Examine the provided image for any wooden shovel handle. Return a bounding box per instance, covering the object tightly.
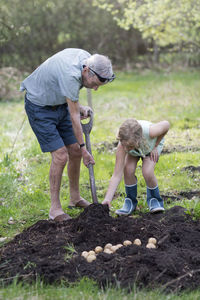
[81,112,98,204]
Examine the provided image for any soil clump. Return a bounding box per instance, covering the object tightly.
[1,204,200,292]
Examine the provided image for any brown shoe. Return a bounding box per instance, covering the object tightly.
[49,213,72,222]
[68,199,91,209]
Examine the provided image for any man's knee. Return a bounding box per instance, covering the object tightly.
[67,143,82,159]
[51,147,68,166]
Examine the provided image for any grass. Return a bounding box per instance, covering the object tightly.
[1,279,200,300]
[0,69,200,299]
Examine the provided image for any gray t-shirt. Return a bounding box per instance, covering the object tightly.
[20,48,91,106]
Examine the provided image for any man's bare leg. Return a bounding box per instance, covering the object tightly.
[67,143,90,208]
[49,146,70,219]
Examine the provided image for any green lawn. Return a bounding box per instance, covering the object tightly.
[0,69,200,299]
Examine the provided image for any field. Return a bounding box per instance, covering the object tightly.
[0,70,200,299]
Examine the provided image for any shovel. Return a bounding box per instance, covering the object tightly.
[81,111,98,204]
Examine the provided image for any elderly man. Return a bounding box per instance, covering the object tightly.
[20,48,115,221]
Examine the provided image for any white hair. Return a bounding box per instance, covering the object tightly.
[84,54,113,78]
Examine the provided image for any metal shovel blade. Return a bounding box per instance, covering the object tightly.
[81,111,98,204]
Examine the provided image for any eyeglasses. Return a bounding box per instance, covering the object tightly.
[83,65,115,83]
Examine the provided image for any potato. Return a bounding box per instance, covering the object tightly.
[123,240,132,246]
[88,250,96,256]
[104,248,112,254]
[87,255,96,262]
[133,239,142,246]
[104,243,112,249]
[148,237,157,245]
[146,243,156,249]
[110,245,118,252]
[116,244,123,249]
[95,246,103,254]
[81,251,89,258]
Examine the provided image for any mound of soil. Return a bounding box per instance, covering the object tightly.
[1,205,200,292]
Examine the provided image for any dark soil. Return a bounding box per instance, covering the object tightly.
[1,204,200,293]
[162,190,200,203]
[95,141,200,154]
[182,166,200,173]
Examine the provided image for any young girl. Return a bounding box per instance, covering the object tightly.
[102,119,170,215]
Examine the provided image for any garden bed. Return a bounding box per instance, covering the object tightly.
[1,203,200,292]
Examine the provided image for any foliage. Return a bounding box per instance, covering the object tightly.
[93,0,200,51]
[1,0,200,69]
[0,0,144,70]
[0,67,22,100]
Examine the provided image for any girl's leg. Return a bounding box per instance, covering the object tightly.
[142,156,157,187]
[142,156,164,213]
[124,154,139,185]
[116,155,139,216]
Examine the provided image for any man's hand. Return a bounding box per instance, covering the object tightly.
[81,147,95,167]
[150,147,159,162]
[80,105,93,120]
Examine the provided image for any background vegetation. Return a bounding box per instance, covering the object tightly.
[0,0,200,298]
[0,0,200,70]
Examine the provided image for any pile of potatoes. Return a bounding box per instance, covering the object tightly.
[81,237,157,263]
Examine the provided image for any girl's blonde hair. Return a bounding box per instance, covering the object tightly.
[117,118,149,152]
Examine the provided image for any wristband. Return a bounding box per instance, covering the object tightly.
[80,143,85,148]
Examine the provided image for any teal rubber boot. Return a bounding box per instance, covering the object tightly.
[115,183,137,216]
[147,186,164,213]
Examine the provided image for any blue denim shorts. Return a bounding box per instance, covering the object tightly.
[25,96,77,152]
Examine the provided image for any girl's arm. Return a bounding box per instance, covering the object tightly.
[102,142,126,206]
[149,120,170,147]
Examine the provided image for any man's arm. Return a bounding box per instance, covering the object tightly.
[66,98,95,167]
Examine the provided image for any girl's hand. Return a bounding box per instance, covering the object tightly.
[102,199,111,207]
[150,147,159,162]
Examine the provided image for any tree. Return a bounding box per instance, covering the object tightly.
[93,0,200,51]
[0,0,145,69]
[0,0,30,45]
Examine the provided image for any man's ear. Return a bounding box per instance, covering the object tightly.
[82,66,89,78]
[83,66,89,72]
